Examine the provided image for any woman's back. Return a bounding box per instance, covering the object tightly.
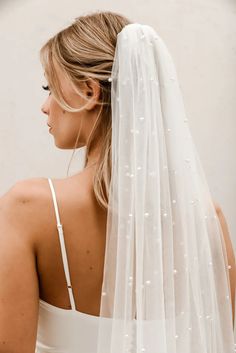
[36,167,107,316]
[35,167,119,352]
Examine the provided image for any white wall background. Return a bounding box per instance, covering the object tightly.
[0,1,235,249]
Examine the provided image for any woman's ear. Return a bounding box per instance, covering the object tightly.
[85,78,101,111]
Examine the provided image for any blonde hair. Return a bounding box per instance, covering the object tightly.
[40,11,132,209]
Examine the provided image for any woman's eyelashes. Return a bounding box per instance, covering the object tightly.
[42,85,51,95]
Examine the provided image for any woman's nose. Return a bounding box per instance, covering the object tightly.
[41,97,50,115]
[41,104,48,115]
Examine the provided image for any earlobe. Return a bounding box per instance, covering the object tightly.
[85,97,98,111]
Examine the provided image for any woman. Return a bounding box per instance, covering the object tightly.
[0,11,235,353]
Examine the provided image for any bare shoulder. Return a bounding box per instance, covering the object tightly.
[0,171,95,233]
[0,177,50,220]
[0,177,49,203]
[0,177,52,247]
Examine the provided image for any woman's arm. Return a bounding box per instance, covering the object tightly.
[214,201,236,328]
[0,180,40,353]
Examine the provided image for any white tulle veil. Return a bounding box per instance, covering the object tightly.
[95,23,235,353]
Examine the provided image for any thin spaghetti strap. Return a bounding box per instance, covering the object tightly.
[47,177,76,311]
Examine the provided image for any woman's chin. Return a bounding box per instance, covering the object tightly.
[53,141,76,150]
[51,136,86,149]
